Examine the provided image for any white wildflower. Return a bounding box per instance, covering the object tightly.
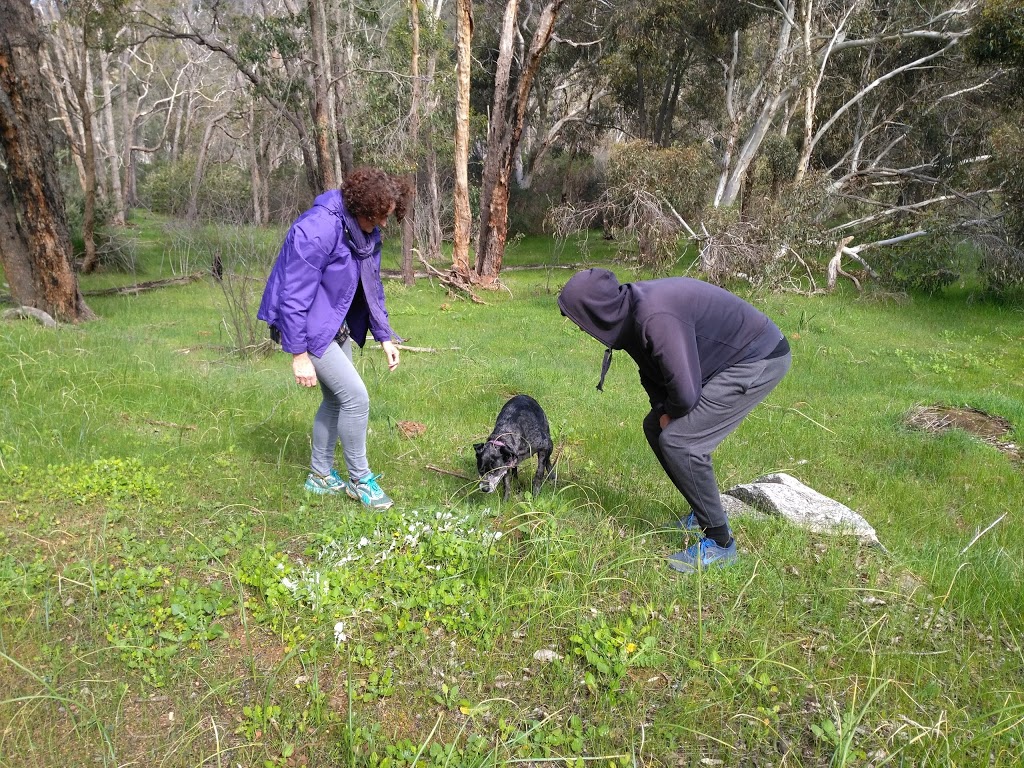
[334,621,347,645]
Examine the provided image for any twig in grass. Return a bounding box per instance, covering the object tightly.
[426,464,473,481]
[959,512,1007,556]
[141,417,198,431]
[396,344,460,353]
[786,407,837,435]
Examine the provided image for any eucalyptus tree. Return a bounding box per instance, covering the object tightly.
[136,0,344,194]
[0,0,93,321]
[36,0,135,272]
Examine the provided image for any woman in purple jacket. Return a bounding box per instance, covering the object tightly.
[258,168,408,508]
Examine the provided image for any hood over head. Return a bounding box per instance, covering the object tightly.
[557,268,632,347]
[557,268,634,391]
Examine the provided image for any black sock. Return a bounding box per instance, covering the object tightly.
[704,525,732,548]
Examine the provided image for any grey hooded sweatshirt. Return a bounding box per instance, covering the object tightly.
[557,269,785,418]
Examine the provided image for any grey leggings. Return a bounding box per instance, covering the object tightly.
[308,339,371,481]
[643,352,791,531]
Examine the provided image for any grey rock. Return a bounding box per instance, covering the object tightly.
[725,472,881,547]
[721,493,766,520]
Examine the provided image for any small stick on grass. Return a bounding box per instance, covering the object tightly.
[396,344,460,353]
[426,464,473,481]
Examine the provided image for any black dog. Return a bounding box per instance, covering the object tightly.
[474,395,553,499]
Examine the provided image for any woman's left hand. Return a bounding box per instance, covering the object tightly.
[381,340,400,371]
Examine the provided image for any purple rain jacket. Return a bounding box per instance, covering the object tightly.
[257,189,396,357]
[557,268,784,418]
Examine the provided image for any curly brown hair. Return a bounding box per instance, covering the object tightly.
[341,167,411,222]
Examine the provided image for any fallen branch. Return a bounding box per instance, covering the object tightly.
[827,236,860,291]
[142,417,197,431]
[415,251,487,304]
[396,344,460,353]
[83,272,207,296]
[426,464,473,481]
[1,306,58,328]
[786,245,818,293]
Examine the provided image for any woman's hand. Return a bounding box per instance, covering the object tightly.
[292,353,318,387]
[659,413,673,430]
[381,340,400,371]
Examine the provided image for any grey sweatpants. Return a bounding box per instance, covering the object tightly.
[308,338,371,482]
[643,352,791,531]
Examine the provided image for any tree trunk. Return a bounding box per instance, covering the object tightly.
[424,51,442,262]
[308,0,336,192]
[73,48,99,273]
[100,50,126,225]
[474,0,519,275]
[475,0,565,283]
[119,50,139,208]
[451,0,473,278]
[185,107,231,223]
[248,102,265,226]
[401,0,421,286]
[0,0,93,321]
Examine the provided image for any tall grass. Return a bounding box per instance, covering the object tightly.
[1,218,1022,766]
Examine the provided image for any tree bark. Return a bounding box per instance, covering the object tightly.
[474,0,519,274]
[185,106,231,223]
[423,51,442,262]
[475,0,565,283]
[0,0,93,321]
[70,47,100,272]
[308,0,336,192]
[401,0,421,286]
[99,50,126,224]
[451,0,473,278]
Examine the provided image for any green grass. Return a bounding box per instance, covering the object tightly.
[2,218,1024,766]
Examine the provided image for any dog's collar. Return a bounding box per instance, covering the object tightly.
[487,439,507,448]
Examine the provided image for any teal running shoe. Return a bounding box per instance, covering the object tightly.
[305,469,348,495]
[667,537,737,574]
[348,473,394,510]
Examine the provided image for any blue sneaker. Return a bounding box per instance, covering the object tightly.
[675,511,700,531]
[305,469,348,495]
[347,473,394,510]
[668,537,737,574]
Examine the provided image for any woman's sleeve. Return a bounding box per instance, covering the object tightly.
[277,214,334,353]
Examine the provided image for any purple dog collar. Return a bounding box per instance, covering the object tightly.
[488,439,506,448]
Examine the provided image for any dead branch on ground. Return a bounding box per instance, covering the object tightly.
[83,272,207,296]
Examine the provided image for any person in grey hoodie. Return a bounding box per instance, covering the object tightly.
[557,268,791,573]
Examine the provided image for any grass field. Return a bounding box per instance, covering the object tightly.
[2,214,1023,767]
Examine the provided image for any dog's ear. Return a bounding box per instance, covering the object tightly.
[473,442,485,457]
[499,442,517,464]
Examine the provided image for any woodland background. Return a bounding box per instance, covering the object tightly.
[3,0,1024,316]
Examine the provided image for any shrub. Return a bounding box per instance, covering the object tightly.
[548,141,715,272]
[870,237,964,295]
[139,159,253,223]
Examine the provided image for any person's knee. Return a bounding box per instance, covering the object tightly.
[659,431,702,460]
[343,386,370,415]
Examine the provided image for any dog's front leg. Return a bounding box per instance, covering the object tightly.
[532,452,549,496]
[501,471,511,500]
